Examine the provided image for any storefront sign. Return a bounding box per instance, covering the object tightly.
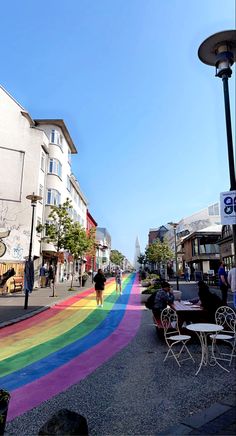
[220,191,236,225]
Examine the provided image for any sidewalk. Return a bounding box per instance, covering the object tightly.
[0,277,95,328]
[163,393,236,435]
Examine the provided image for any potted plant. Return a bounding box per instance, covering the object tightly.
[0,389,10,435]
[82,272,89,287]
[140,283,161,303]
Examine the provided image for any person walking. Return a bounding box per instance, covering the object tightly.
[184,265,191,282]
[93,268,106,307]
[115,268,122,294]
[218,261,229,305]
[228,264,236,308]
[39,264,47,288]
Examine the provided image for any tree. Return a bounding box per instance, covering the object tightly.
[86,227,97,276]
[42,199,73,296]
[65,222,92,289]
[110,249,125,268]
[137,253,146,269]
[145,239,173,277]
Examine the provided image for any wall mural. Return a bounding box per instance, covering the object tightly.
[0,200,30,262]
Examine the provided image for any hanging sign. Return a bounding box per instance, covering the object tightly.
[220,191,236,225]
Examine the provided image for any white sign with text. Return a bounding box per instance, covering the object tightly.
[220,191,236,225]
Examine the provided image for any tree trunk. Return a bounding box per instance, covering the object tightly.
[164,262,168,280]
[79,261,82,287]
[52,260,57,297]
[70,261,75,289]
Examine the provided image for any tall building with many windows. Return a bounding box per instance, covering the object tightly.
[0,85,88,284]
[95,227,111,271]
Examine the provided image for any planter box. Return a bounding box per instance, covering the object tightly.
[140,293,150,303]
[141,281,151,287]
[0,390,10,435]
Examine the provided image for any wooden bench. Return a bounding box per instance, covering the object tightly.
[12,277,24,292]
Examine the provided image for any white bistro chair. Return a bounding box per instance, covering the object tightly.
[161,307,195,367]
[210,306,236,366]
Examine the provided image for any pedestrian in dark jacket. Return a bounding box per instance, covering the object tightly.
[218,261,229,305]
[93,269,106,307]
[197,280,222,322]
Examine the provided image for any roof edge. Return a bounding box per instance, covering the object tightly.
[34,119,77,154]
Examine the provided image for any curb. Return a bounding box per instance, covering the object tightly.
[0,305,50,329]
[162,394,236,435]
[0,289,86,329]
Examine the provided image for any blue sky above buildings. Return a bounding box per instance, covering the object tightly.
[1,0,235,262]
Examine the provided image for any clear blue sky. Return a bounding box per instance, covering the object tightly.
[1,0,235,262]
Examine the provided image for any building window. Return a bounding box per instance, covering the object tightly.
[51,129,63,150]
[47,189,61,206]
[48,158,62,178]
[192,239,199,256]
[208,203,219,216]
[41,153,45,171]
[39,184,43,201]
[222,225,232,239]
[67,175,71,192]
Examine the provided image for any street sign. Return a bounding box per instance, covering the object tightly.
[220,191,236,225]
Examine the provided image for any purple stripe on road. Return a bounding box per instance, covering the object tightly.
[8,277,142,421]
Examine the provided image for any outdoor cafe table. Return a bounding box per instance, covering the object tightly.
[171,301,208,325]
[186,323,228,376]
[153,301,207,330]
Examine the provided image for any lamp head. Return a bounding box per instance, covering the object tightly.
[168,222,178,229]
[198,30,236,78]
[26,192,42,206]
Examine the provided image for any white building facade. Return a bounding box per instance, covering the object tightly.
[0,86,88,284]
[95,227,111,271]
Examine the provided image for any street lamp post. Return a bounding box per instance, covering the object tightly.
[25,193,42,309]
[198,30,236,260]
[168,222,179,290]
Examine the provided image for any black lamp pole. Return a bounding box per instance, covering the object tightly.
[222,75,236,190]
[222,73,236,259]
[198,30,236,261]
[25,193,42,309]
[168,222,179,290]
[174,225,179,290]
[24,201,35,310]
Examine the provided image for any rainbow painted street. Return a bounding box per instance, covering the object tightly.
[0,273,142,421]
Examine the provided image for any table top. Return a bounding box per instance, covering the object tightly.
[172,301,203,312]
[186,323,224,333]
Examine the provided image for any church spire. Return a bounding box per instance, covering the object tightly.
[134,236,141,271]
